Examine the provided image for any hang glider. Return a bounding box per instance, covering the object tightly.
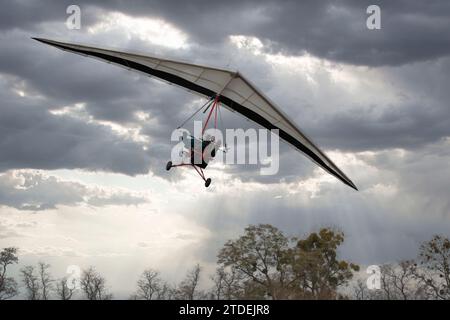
[33,37,357,190]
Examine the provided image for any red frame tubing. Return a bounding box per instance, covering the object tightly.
[202,95,220,135]
[192,164,206,181]
[202,96,220,158]
[171,163,206,181]
[171,163,192,169]
[214,99,218,129]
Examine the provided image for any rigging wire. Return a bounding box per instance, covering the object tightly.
[217,102,228,152]
[176,97,214,129]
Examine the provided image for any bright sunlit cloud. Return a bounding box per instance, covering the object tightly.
[228,34,402,108]
[88,12,189,49]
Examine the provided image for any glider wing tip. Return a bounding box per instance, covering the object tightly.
[348,181,358,191]
[31,37,52,45]
[32,37,45,44]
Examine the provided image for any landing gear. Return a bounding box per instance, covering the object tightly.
[167,161,212,187]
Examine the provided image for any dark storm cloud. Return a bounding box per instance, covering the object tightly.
[4,0,449,66]
[0,1,100,32]
[1,0,449,180]
[308,101,450,151]
[255,0,450,66]
[97,0,450,66]
[0,32,143,113]
[301,54,450,151]
[0,77,152,175]
[0,28,200,177]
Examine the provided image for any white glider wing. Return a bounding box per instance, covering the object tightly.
[33,38,357,190]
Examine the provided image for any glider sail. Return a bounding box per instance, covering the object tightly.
[33,38,357,190]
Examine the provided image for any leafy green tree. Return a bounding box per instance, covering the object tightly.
[218,224,292,299]
[291,228,359,299]
[217,224,359,299]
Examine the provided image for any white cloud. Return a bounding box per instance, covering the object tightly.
[88,12,189,49]
[0,170,149,211]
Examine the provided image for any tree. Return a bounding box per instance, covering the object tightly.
[37,262,53,300]
[413,235,450,299]
[56,277,77,300]
[380,261,425,300]
[217,224,359,299]
[353,261,424,300]
[210,267,245,300]
[175,264,203,300]
[80,267,112,300]
[161,282,175,300]
[0,247,19,300]
[210,268,226,300]
[352,279,370,300]
[21,265,41,300]
[218,224,292,299]
[132,269,171,300]
[20,262,55,300]
[291,228,359,299]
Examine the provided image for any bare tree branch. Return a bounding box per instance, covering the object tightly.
[0,247,19,300]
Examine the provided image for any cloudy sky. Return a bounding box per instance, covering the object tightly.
[1,0,450,297]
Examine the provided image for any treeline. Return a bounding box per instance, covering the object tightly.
[353,234,450,300]
[1,224,449,300]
